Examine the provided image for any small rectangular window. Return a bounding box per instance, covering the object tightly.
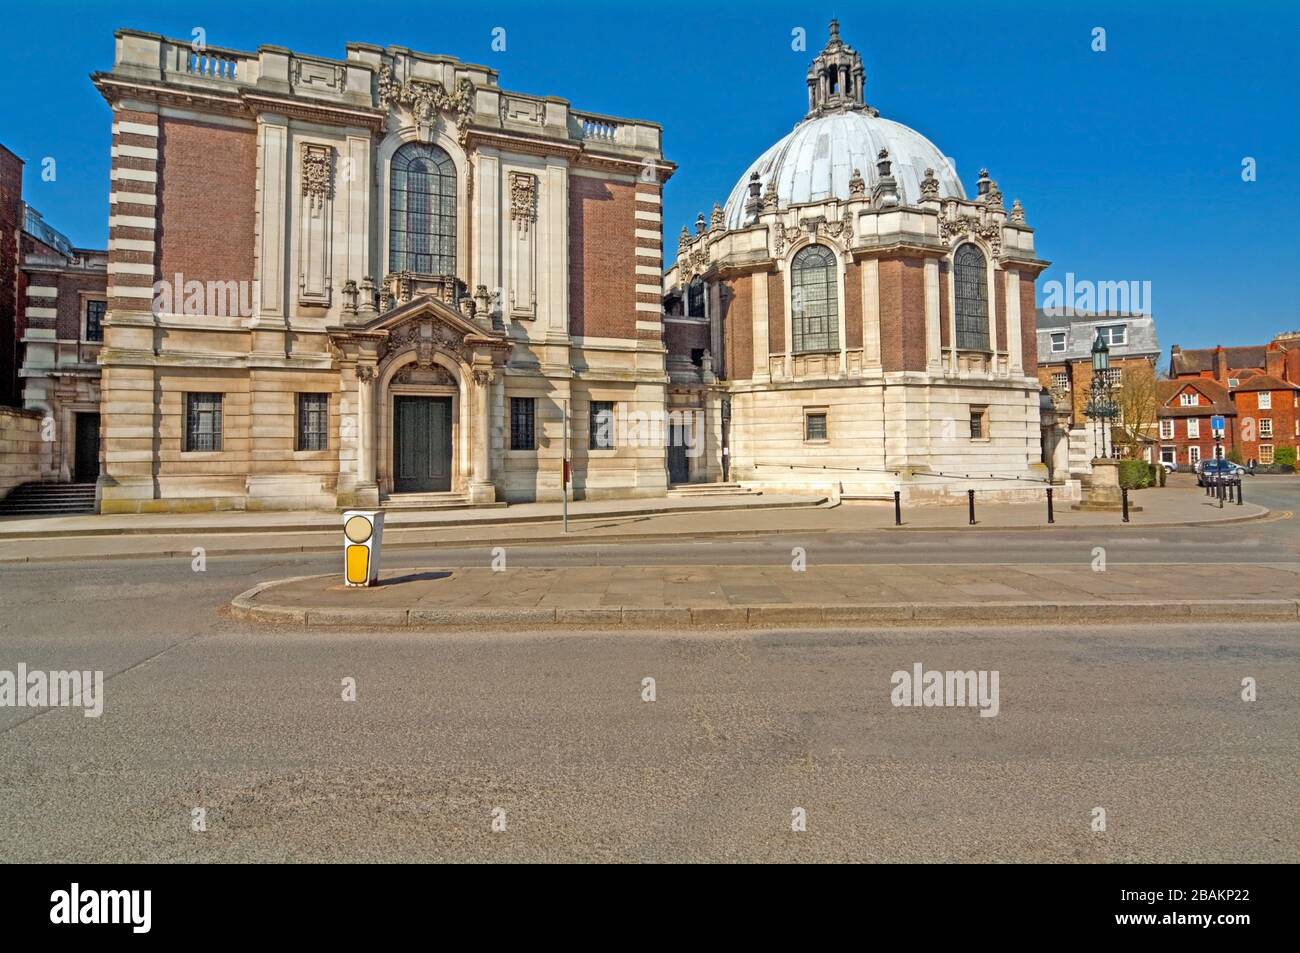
[1186,418,1200,439]
[1050,332,1066,353]
[1188,446,1201,465]
[1259,418,1273,438]
[970,405,989,440]
[185,393,223,452]
[510,397,536,450]
[84,300,106,342]
[1180,392,1197,406]
[1159,419,1174,440]
[1050,372,1069,391]
[804,411,828,442]
[589,401,616,449]
[1259,444,1274,464]
[1257,392,1271,410]
[297,393,329,451]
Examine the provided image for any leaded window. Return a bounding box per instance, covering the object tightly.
[687,281,706,318]
[953,244,990,351]
[389,142,456,275]
[297,393,329,451]
[85,300,106,342]
[510,397,535,451]
[185,393,223,452]
[790,245,839,354]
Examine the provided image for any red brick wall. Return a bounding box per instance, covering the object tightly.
[157,117,256,293]
[0,146,21,407]
[722,275,752,381]
[568,176,638,339]
[1019,272,1038,376]
[1234,389,1298,464]
[664,319,709,358]
[843,261,862,349]
[878,257,927,372]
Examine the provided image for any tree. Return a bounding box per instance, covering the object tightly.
[1115,361,1161,459]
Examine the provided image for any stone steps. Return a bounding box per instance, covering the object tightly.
[0,482,97,516]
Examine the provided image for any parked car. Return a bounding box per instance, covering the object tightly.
[1195,459,1245,485]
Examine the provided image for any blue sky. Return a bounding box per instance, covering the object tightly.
[2,0,1297,354]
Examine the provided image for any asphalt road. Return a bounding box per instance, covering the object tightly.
[1,492,1297,861]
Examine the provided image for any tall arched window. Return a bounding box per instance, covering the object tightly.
[953,243,990,351]
[389,142,456,275]
[791,244,839,353]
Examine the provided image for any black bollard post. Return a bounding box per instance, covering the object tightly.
[968,489,976,526]
[1046,487,1054,524]
[1121,487,1130,523]
[1218,475,1224,509]
[1237,477,1244,506]
[1227,479,1235,503]
[893,490,902,526]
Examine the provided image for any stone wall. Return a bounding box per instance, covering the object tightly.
[0,406,42,499]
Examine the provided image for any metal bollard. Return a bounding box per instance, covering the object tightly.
[1237,477,1244,506]
[893,489,902,526]
[1121,487,1130,523]
[968,488,976,526]
[1227,479,1235,503]
[1046,486,1054,524]
[1218,475,1224,508]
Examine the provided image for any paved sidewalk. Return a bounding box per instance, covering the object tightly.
[232,560,1300,628]
[0,486,1272,563]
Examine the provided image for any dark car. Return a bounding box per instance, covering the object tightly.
[1196,458,1244,486]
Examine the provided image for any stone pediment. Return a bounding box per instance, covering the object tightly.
[330,293,508,368]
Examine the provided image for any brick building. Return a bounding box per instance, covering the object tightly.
[0,145,23,409]
[663,22,1053,501]
[1154,378,1235,469]
[1163,336,1300,467]
[71,29,672,512]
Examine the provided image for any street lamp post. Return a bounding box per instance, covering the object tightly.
[1084,330,1118,459]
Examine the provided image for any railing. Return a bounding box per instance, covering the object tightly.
[577,116,618,142]
[186,50,240,81]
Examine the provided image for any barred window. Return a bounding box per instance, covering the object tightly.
[185,393,223,452]
[297,393,329,451]
[804,411,828,441]
[970,405,989,439]
[953,244,989,351]
[510,397,535,450]
[791,244,839,354]
[590,400,616,449]
[389,142,456,275]
[1050,372,1069,391]
[85,300,106,342]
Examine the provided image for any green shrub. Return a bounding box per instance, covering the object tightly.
[1227,448,1245,465]
[1119,459,1152,489]
[1274,446,1297,468]
[1158,464,1167,486]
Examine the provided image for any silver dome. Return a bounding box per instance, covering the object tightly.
[721,110,965,230]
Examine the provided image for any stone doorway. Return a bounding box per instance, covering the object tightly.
[392,395,453,493]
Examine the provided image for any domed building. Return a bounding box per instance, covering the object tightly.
[663,21,1059,501]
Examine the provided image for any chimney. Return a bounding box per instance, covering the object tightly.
[1169,344,1181,377]
[1265,343,1284,379]
[1212,345,1228,384]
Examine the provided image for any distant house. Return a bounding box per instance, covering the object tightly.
[1164,335,1300,467]
[1036,310,1161,427]
[1155,378,1235,469]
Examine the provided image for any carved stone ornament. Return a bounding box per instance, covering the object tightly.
[380,316,471,365]
[471,367,495,386]
[377,65,476,147]
[920,168,940,199]
[301,143,333,211]
[848,168,866,198]
[710,202,725,232]
[355,365,376,383]
[678,226,691,253]
[509,171,538,233]
[392,363,456,387]
[939,208,1003,256]
[1010,199,1026,224]
[761,180,779,212]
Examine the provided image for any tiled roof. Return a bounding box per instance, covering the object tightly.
[1035,310,1160,363]
[1170,345,1266,376]
[1156,379,1235,417]
[1232,373,1299,393]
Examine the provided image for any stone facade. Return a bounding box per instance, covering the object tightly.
[86,30,672,512]
[663,23,1053,502]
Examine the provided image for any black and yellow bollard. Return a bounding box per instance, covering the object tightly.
[343,510,384,587]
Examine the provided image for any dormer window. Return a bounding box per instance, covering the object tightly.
[1098,324,1127,346]
[1180,392,1198,406]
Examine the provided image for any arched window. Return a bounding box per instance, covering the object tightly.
[953,243,990,351]
[790,244,839,353]
[389,142,456,275]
